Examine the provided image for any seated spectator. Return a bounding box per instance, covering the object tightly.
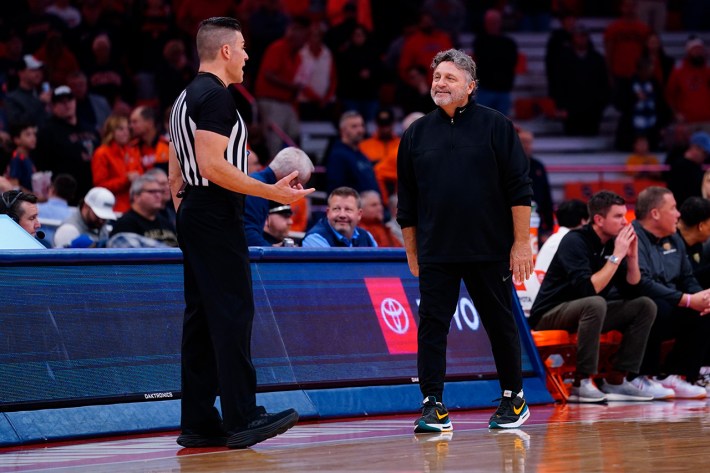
[358,190,403,247]
[677,197,710,289]
[261,202,294,246]
[624,135,662,180]
[302,187,377,247]
[109,174,177,247]
[666,131,710,208]
[294,21,337,122]
[92,114,143,213]
[360,109,400,205]
[633,186,710,398]
[130,105,169,171]
[144,167,176,230]
[37,173,77,221]
[244,147,314,247]
[54,186,117,248]
[0,190,42,238]
[702,169,710,199]
[524,199,589,305]
[396,65,436,116]
[530,190,659,403]
[326,111,379,194]
[4,121,38,193]
[66,71,111,134]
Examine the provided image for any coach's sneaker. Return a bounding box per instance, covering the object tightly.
[629,376,675,400]
[654,375,708,399]
[567,378,607,403]
[600,379,654,401]
[227,407,299,449]
[489,390,530,429]
[177,429,228,448]
[414,396,453,433]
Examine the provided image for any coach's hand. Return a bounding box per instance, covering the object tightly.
[510,239,533,285]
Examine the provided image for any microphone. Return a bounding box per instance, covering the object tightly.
[36,230,46,240]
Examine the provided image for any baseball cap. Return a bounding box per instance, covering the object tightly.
[84,187,118,220]
[691,131,710,155]
[51,85,75,103]
[375,109,394,126]
[268,201,293,217]
[22,54,43,70]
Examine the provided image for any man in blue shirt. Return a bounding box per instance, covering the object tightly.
[302,186,377,247]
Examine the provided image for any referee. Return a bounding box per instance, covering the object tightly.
[167,17,313,449]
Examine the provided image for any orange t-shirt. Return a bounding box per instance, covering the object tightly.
[255,39,301,103]
[604,20,650,78]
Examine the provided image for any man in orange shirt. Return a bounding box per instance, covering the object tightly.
[398,12,453,84]
[360,108,400,205]
[666,37,710,124]
[130,105,170,171]
[358,190,402,247]
[604,0,650,88]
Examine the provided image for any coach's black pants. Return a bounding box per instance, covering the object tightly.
[417,261,522,401]
[177,186,257,434]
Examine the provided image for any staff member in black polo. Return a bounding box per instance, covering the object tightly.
[167,17,313,449]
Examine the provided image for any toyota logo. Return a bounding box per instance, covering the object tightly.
[380,297,409,334]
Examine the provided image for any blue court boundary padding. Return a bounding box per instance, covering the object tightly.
[0,248,552,446]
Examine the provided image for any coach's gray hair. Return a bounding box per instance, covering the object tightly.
[431,49,478,86]
[268,147,314,183]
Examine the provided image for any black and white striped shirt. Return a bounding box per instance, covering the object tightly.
[169,72,248,187]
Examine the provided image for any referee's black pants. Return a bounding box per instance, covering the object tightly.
[417,261,523,401]
[177,186,257,434]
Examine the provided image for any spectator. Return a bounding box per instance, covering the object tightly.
[37,173,77,221]
[34,27,80,87]
[604,0,651,94]
[556,24,610,136]
[421,0,466,44]
[702,169,710,199]
[334,24,383,123]
[244,147,314,247]
[398,11,453,85]
[665,36,710,124]
[85,33,133,107]
[91,114,143,213]
[637,0,667,32]
[472,9,518,115]
[260,201,294,246]
[45,0,82,30]
[244,0,290,79]
[255,16,310,159]
[4,55,50,128]
[545,11,577,106]
[325,111,379,194]
[34,85,100,198]
[677,197,710,290]
[624,135,662,180]
[144,167,176,230]
[643,32,675,94]
[633,186,709,398]
[130,105,169,171]
[302,186,377,247]
[360,108,400,205]
[666,131,710,208]
[518,129,554,243]
[396,65,436,116]
[0,190,42,238]
[155,38,194,113]
[323,1,359,55]
[66,71,112,134]
[109,174,177,247]
[357,190,402,247]
[530,191,659,402]
[615,57,666,151]
[4,121,38,193]
[294,21,338,122]
[53,186,117,248]
[0,32,26,93]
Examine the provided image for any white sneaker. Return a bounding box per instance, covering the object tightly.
[600,379,653,401]
[629,376,675,400]
[654,375,708,399]
[694,373,710,394]
[568,378,606,403]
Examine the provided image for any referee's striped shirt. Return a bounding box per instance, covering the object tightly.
[169,72,248,187]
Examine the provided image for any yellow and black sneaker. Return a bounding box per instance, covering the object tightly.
[414,396,453,433]
[489,390,530,429]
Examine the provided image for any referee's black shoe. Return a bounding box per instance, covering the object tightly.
[227,407,299,449]
[177,429,228,448]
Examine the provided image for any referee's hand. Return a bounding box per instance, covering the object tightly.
[273,171,315,204]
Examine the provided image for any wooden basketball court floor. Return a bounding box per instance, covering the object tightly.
[1,400,709,472]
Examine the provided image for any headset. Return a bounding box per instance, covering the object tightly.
[0,190,24,223]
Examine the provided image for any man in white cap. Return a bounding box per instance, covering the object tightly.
[5,55,50,127]
[53,187,118,248]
